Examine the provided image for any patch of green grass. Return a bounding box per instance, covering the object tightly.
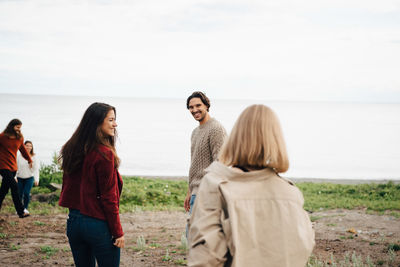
[119,177,187,212]
[10,243,20,250]
[326,223,336,227]
[149,243,161,248]
[174,258,187,265]
[0,233,7,239]
[30,186,52,194]
[388,243,400,251]
[310,215,323,222]
[298,181,400,212]
[40,245,59,259]
[162,249,172,262]
[377,259,385,265]
[34,221,46,226]
[388,211,400,218]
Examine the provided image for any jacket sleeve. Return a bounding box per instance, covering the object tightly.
[188,175,228,267]
[95,150,123,238]
[19,141,32,163]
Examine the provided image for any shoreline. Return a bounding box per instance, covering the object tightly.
[125,175,400,184]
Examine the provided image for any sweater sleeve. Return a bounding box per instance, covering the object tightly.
[95,150,124,238]
[188,175,228,266]
[16,153,22,177]
[209,125,227,161]
[32,156,40,183]
[19,141,32,163]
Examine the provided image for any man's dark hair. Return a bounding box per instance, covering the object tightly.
[186,91,211,111]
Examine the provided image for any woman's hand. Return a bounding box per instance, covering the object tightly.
[114,236,125,248]
[34,181,39,187]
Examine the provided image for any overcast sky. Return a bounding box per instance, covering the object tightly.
[0,0,399,102]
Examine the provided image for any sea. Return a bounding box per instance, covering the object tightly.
[1,94,399,180]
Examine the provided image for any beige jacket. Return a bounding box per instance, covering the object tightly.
[188,162,315,267]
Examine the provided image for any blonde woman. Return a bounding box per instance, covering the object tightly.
[188,104,315,267]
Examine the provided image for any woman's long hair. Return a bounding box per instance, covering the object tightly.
[3,119,23,139]
[219,104,289,173]
[59,102,120,174]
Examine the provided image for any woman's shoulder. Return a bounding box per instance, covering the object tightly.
[270,175,304,201]
[89,145,114,161]
[202,162,230,188]
[91,144,112,154]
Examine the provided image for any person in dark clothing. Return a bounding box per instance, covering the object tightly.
[0,119,32,218]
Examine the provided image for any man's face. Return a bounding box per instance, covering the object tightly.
[13,124,21,135]
[188,97,208,122]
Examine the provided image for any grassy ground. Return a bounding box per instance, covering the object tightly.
[4,172,398,266]
[298,182,400,213]
[27,175,400,214]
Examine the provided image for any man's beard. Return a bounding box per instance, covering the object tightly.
[14,130,22,139]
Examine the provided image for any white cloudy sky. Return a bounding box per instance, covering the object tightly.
[0,0,399,102]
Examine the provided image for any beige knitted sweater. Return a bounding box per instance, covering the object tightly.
[189,118,227,195]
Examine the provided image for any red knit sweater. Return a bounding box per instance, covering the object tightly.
[59,145,124,238]
[0,133,32,171]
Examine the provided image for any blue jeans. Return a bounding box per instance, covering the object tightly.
[189,194,196,214]
[66,209,120,267]
[17,177,34,209]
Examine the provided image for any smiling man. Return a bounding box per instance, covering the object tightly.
[184,91,227,217]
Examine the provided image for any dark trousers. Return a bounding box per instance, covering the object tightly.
[0,169,25,216]
[17,177,34,209]
[67,209,120,267]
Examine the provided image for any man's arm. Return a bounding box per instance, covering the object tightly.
[209,125,227,161]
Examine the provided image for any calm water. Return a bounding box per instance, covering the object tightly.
[1,94,399,180]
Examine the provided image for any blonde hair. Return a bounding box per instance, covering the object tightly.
[219,104,289,173]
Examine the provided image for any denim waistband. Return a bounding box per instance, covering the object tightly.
[68,209,106,223]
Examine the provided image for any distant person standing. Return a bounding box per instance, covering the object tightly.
[59,102,124,267]
[184,91,227,214]
[0,119,31,218]
[17,140,40,215]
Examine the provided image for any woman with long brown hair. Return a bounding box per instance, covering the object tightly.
[59,102,124,267]
[188,104,315,267]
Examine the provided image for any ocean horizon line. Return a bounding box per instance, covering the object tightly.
[1,92,399,105]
